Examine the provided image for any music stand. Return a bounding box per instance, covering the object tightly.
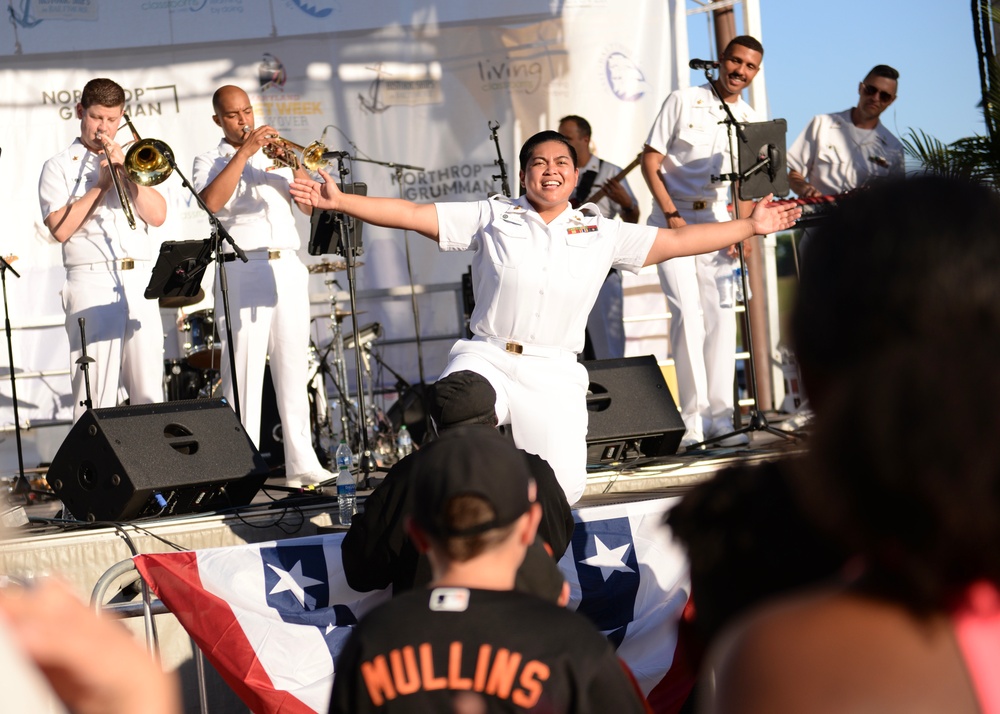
[309,183,367,256]
[144,239,213,303]
[695,97,798,447]
[738,120,789,201]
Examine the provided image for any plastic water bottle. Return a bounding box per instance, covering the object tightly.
[335,440,355,526]
[733,266,746,304]
[396,425,413,460]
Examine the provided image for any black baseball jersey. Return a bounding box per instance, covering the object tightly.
[329,587,647,713]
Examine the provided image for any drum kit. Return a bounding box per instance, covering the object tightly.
[159,257,399,466]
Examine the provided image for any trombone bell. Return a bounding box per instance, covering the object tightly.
[124,139,173,186]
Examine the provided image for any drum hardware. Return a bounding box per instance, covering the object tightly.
[176,309,222,371]
[308,260,364,274]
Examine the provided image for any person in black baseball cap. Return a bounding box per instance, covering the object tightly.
[340,372,573,601]
[330,426,649,713]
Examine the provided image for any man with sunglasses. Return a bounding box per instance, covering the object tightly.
[788,65,904,200]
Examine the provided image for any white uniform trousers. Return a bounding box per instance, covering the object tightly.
[63,263,165,421]
[442,338,589,505]
[585,270,625,361]
[215,256,323,477]
[656,206,738,441]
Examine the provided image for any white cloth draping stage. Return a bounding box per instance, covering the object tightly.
[0,0,687,428]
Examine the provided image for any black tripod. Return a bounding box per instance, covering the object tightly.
[0,254,28,496]
[691,69,798,448]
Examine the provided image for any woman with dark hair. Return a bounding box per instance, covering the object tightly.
[704,176,1000,714]
[290,130,798,504]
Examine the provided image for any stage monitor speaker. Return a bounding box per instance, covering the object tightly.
[584,355,686,464]
[48,398,270,522]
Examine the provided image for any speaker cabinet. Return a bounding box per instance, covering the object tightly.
[584,355,685,464]
[48,399,269,522]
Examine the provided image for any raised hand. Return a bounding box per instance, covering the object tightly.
[749,193,801,235]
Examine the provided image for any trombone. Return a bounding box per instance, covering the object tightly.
[97,114,174,230]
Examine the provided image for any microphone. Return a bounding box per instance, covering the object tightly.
[689,58,719,70]
[321,150,350,160]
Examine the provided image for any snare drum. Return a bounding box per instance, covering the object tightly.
[177,309,222,370]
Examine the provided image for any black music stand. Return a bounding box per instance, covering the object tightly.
[695,95,798,448]
[309,183,367,256]
[144,239,213,304]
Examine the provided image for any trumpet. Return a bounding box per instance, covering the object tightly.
[98,114,174,230]
[262,134,331,172]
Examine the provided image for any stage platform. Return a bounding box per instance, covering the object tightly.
[0,417,803,712]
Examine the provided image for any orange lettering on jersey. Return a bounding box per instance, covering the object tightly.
[390,646,421,696]
[420,643,447,690]
[484,648,523,699]
[448,642,473,690]
[360,655,396,705]
[512,660,551,708]
[473,644,492,691]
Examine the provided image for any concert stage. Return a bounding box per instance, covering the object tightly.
[0,418,802,711]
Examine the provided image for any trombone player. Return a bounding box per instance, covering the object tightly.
[193,85,333,488]
[38,77,167,420]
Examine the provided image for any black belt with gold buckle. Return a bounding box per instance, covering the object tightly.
[692,200,707,210]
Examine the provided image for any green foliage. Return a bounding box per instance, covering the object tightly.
[903,6,1000,186]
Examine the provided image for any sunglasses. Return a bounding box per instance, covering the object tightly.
[861,83,894,103]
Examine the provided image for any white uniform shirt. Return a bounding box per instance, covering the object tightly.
[192,139,300,252]
[576,154,638,220]
[644,83,760,227]
[787,109,905,196]
[38,138,155,267]
[436,195,656,353]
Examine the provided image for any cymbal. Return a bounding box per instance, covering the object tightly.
[308,260,364,273]
[159,288,206,309]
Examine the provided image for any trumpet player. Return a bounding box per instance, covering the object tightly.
[193,85,333,489]
[38,77,167,420]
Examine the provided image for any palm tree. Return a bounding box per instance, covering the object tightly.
[903,1,1000,186]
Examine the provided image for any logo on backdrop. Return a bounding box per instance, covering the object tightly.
[391,164,498,202]
[259,53,287,93]
[44,85,181,121]
[604,50,647,102]
[477,58,544,94]
[286,0,336,18]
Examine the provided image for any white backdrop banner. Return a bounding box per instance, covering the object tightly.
[0,1,686,428]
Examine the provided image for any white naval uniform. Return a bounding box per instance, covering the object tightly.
[787,108,905,196]
[576,155,639,361]
[38,138,165,421]
[644,83,761,442]
[192,139,323,479]
[435,195,657,504]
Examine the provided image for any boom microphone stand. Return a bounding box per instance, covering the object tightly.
[151,148,248,421]
[0,255,28,495]
[348,153,432,442]
[692,67,797,447]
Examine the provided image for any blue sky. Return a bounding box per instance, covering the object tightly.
[686,0,984,148]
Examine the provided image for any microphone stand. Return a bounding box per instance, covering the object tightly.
[159,148,248,421]
[489,120,511,198]
[691,68,796,447]
[330,156,379,486]
[76,317,95,411]
[348,153,432,441]
[0,255,28,495]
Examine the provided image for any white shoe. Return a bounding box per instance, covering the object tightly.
[706,419,750,447]
[286,468,334,489]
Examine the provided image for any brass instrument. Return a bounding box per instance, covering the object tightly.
[98,114,174,230]
[263,135,330,172]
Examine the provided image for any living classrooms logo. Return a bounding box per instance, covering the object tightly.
[476,57,544,94]
[44,85,180,121]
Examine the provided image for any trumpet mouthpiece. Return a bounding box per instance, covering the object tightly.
[242,126,251,134]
